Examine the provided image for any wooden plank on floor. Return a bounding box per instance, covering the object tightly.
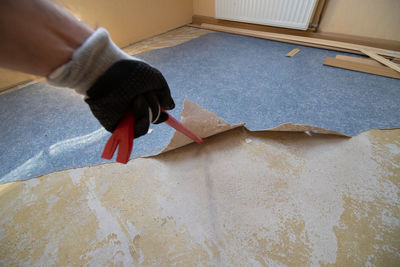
[323,57,400,79]
[335,55,383,67]
[199,23,400,58]
[361,49,400,73]
[286,48,300,57]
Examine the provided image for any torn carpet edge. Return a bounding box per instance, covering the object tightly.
[159,100,349,156]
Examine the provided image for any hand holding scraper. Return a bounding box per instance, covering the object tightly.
[77,57,203,164]
[101,108,204,164]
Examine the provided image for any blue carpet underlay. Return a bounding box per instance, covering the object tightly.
[1,32,399,183]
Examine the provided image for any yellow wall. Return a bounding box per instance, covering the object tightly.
[318,0,400,41]
[193,0,400,42]
[55,0,193,48]
[193,0,215,17]
[1,0,192,91]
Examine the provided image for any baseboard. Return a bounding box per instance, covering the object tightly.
[0,80,34,95]
[192,15,400,52]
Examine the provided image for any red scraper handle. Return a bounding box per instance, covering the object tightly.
[101,110,204,164]
[163,110,204,144]
[101,112,135,164]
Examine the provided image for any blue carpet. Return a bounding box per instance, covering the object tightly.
[1,32,399,183]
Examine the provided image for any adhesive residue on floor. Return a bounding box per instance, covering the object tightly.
[1,102,399,266]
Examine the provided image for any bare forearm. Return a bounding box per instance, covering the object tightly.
[0,0,93,76]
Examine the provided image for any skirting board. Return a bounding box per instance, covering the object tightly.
[191,15,400,52]
[189,23,356,54]
[195,23,400,58]
[323,57,400,79]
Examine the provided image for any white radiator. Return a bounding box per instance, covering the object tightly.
[215,0,318,30]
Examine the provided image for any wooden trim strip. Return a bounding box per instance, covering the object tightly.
[188,23,357,54]
[0,80,34,95]
[323,57,400,79]
[192,15,400,52]
[199,23,400,58]
[335,55,383,67]
[286,49,300,57]
[361,49,400,73]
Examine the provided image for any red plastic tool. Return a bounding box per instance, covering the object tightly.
[163,110,204,144]
[101,110,203,164]
[101,112,135,164]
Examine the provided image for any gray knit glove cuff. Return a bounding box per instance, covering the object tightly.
[47,28,134,95]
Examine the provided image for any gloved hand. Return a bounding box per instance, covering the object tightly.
[85,60,174,136]
[47,28,175,138]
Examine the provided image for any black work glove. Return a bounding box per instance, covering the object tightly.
[85,59,175,138]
